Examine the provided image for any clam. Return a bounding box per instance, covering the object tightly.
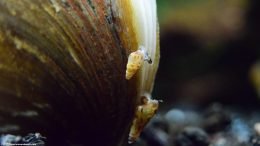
[0,0,160,145]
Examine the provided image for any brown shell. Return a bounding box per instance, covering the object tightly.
[0,0,159,145]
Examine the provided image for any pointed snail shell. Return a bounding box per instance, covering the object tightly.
[125,48,152,80]
[128,96,159,143]
[125,50,144,80]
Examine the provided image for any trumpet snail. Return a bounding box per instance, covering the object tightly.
[125,46,152,80]
[0,0,160,145]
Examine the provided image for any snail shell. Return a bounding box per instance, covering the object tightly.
[125,47,152,80]
[128,96,159,143]
[126,49,145,80]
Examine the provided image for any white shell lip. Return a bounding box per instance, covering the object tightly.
[130,0,159,97]
[114,0,160,97]
[130,0,157,59]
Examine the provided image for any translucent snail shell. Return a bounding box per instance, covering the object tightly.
[128,96,159,143]
[125,47,152,80]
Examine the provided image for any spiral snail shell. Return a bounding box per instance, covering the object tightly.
[125,46,152,80]
[128,95,159,143]
[0,0,159,145]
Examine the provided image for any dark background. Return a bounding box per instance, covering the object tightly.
[153,0,260,110]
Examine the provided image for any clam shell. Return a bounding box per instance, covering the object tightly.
[0,0,159,145]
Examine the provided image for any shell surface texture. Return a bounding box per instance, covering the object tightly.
[0,0,160,145]
[128,96,159,143]
[126,47,152,80]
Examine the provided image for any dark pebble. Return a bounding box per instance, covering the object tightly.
[174,127,209,146]
[250,135,260,146]
[203,103,231,133]
[142,127,168,146]
[151,116,169,133]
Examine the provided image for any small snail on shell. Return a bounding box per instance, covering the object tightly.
[0,0,160,145]
[128,95,159,143]
[125,46,152,80]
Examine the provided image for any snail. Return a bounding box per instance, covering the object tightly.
[128,95,159,143]
[126,46,152,80]
[0,0,159,145]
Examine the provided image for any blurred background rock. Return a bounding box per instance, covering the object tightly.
[154,0,260,107]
